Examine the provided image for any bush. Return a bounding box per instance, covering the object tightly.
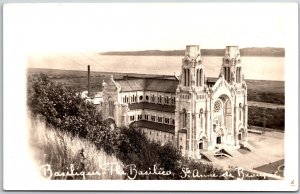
[116,127,183,180]
[27,74,121,155]
[116,127,234,180]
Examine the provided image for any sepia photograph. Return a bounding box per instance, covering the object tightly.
[3,2,298,191]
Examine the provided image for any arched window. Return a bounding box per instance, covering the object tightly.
[200,116,203,129]
[239,67,241,83]
[187,69,190,86]
[183,69,186,86]
[236,67,242,83]
[200,68,203,86]
[139,95,143,101]
[196,69,199,86]
[182,109,187,128]
[236,67,239,83]
[228,67,231,82]
[108,97,114,117]
[151,95,155,103]
[224,67,230,83]
[239,108,242,121]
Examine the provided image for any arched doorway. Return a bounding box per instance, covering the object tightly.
[198,136,207,150]
[216,136,222,144]
[238,128,246,141]
[238,133,242,140]
[199,141,203,149]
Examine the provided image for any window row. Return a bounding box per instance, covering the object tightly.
[122,95,176,105]
[180,94,190,100]
[130,114,175,125]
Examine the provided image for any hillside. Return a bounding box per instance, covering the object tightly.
[101,47,285,57]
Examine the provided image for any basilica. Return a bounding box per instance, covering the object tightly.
[101,45,249,159]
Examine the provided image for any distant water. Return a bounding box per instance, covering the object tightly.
[27,53,284,81]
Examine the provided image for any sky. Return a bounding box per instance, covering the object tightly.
[5,3,288,54]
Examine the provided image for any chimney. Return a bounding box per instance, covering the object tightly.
[87,65,91,97]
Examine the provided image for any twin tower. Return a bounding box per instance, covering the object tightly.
[175,45,248,159]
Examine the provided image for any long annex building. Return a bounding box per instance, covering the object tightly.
[101,45,249,159]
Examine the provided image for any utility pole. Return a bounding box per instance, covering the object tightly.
[263,108,266,134]
[87,65,91,97]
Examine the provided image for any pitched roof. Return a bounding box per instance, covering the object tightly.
[114,76,219,93]
[128,102,175,113]
[129,120,175,134]
[145,78,178,93]
[115,77,179,93]
[116,79,145,91]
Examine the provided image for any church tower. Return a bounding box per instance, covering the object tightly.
[175,45,209,159]
[180,45,205,89]
[220,46,248,147]
[221,46,243,85]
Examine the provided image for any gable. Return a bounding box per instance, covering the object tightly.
[211,77,233,99]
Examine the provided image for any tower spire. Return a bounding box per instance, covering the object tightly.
[180,45,204,89]
[221,46,242,84]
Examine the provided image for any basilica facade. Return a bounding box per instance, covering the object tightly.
[101,45,248,159]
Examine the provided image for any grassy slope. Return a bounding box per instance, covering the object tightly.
[29,115,123,180]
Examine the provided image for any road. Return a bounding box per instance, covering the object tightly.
[248,101,284,109]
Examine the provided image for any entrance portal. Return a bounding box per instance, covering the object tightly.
[199,142,203,149]
[216,136,222,144]
[238,133,242,140]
